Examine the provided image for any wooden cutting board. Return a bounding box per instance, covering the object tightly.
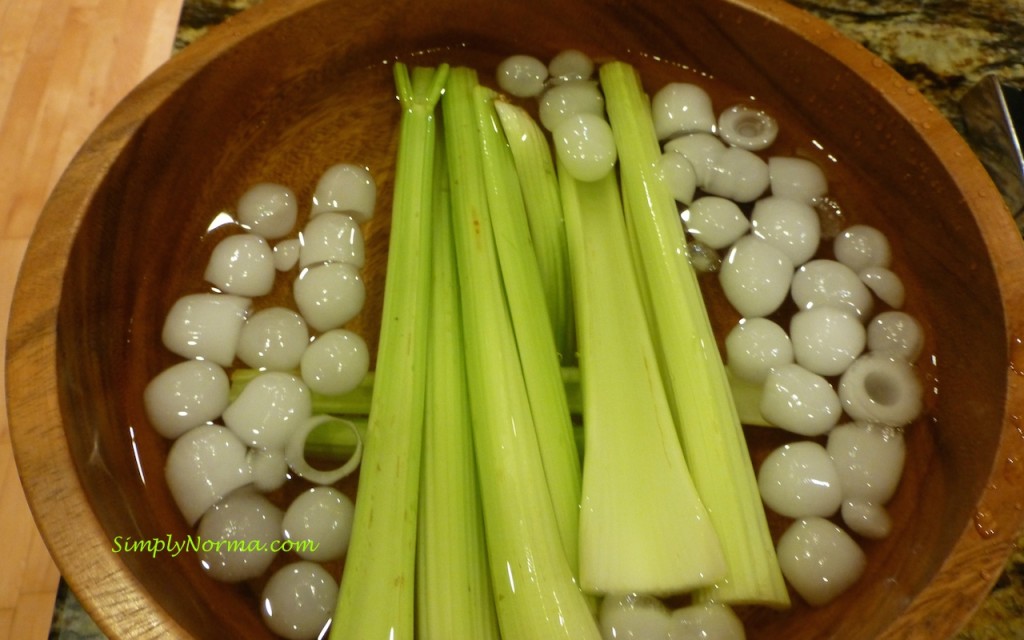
[0,0,182,636]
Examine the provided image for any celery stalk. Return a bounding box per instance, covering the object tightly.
[558,158,727,595]
[329,63,448,639]
[475,86,582,577]
[443,66,600,640]
[599,61,789,607]
[494,100,576,364]
[416,132,500,639]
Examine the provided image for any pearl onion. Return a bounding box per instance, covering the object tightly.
[300,329,369,396]
[661,151,698,206]
[237,183,298,240]
[299,212,365,269]
[161,293,251,367]
[538,80,604,132]
[165,425,252,525]
[768,156,828,204]
[682,196,749,250]
[236,307,309,372]
[144,360,230,439]
[866,311,924,361]
[751,196,821,266]
[553,113,617,182]
[776,517,866,606]
[826,421,906,504]
[725,317,793,384]
[720,235,795,318]
[260,562,338,640]
[599,593,672,640]
[758,441,842,518]
[760,363,842,436]
[282,487,355,562]
[548,49,594,83]
[664,132,726,189]
[791,259,873,319]
[668,603,745,640]
[311,163,376,222]
[717,104,779,151]
[838,353,923,427]
[273,238,300,271]
[197,489,283,582]
[860,266,905,308]
[652,82,716,139]
[842,500,893,539]
[789,307,866,377]
[247,447,290,492]
[222,372,312,451]
[496,54,548,98]
[703,147,770,203]
[834,224,891,271]
[204,233,276,297]
[293,262,365,332]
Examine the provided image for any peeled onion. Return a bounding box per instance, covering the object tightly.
[161,293,251,367]
[841,500,893,539]
[834,224,891,272]
[717,104,778,151]
[768,156,828,204]
[789,306,866,377]
[222,372,312,451]
[293,262,365,332]
[552,112,618,182]
[758,441,842,518]
[866,310,924,361]
[248,447,290,493]
[652,82,716,139]
[300,329,369,396]
[776,517,866,606]
[859,266,905,308]
[204,233,276,297]
[310,163,376,223]
[661,151,698,206]
[197,489,284,582]
[720,235,795,318]
[165,424,252,525]
[260,561,338,640]
[236,307,310,372]
[837,353,923,427]
[760,363,842,436]
[273,239,300,271]
[496,54,548,98]
[538,80,605,132]
[281,487,355,562]
[548,49,594,83]
[682,196,749,250]
[750,196,821,266]
[599,593,672,640]
[826,421,906,504]
[703,146,770,203]
[299,212,365,269]
[144,360,230,439]
[664,132,726,189]
[725,317,793,384]
[668,602,746,640]
[791,259,873,319]
[237,182,297,240]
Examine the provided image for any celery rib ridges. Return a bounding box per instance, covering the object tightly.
[558,159,726,596]
[443,66,600,640]
[329,63,448,640]
[416,131,500,639]
[599,60,789,608]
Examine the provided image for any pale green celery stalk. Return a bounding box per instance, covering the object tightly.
[557,158,726,595]
[493,100,576,365]
[416,132,500,639]
[443,66,600,640]
[474,86,582,578]
[599,60,789,608]
[329,62,447,640]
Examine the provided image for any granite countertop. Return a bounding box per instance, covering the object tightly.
[50,0,1023,638]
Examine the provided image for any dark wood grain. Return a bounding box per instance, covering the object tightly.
[7,0,1024,638]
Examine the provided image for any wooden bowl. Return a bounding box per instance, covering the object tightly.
[8,0,1024,638]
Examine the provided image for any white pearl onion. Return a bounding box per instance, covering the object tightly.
[300,329,369,396]
[720,235,794,318]
[717,104,779,151]
[791,259,874,319]
[760,363,842,436]
[841,500,893,539]
[281,487,355,562]
[652,82,717,139]
[273,238,300,271]
[668,602,746,640]
[664,132,726,189]
[553,112,617,182]
[703,147,770,203]
[838,353,923,427]
[776,517,866,606]
[161,293,251,367]
[299,211,365,269]
[867,310,924,361]
[236,307,309,372]
[725,317,793,384]
[222,372,312,451]
[682,196,749,250]
[293,262,365,332]
[660,151,698,206]
[768,156,828,204]
[144,360,230,439]
[310,163,376,223]
[826,421,906,504]
[834,224,891,271]
[260,562,338,640]
[165,424,253,525]
[197,489,283,582]
[548,49,594,83]
[599,593,672,640]
[237,183,297,240]
[750,196,821,266]
[538,80,604,132]
[496,54,548,98]
[860,266,905,308]
[758,441,842,518]
[204,233,276,297]
[247,447,290,493]
[789,307,866,377]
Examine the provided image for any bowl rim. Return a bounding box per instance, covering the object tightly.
[7,0,1024,638]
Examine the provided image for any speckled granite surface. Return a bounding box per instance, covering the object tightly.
[50,1,1023,638]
